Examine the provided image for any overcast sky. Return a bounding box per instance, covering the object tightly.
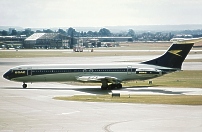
[1,0,202,28]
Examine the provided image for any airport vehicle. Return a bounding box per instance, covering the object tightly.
[3,37,202,90]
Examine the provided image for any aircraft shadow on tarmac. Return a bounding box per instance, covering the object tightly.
[2,86,189,95]
[1,87,110,95]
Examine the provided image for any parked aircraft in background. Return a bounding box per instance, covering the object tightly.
[3,37,202,90]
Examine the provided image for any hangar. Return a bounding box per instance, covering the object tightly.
[24,33,70,49]
[80,37,132,42]
[80,37,132,48]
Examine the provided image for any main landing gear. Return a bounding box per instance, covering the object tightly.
[101,83,122,90]
[101,80,122,90]
[22,83,27,88]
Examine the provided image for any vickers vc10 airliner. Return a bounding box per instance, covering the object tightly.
[3,37,202,90]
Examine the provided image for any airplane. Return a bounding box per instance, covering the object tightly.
[3,37,202,90]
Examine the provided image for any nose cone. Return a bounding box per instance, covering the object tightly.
[3,70,11,80]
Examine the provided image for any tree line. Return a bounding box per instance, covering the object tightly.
[1,27,202,41]
[0,27,113,37]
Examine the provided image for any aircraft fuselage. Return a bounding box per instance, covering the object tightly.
[3,63,174,83]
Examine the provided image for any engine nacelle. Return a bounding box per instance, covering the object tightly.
[135,68,162,77]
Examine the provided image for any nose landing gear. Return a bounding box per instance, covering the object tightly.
[22,83,27,88]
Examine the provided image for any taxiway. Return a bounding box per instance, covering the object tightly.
[0,54,202,131]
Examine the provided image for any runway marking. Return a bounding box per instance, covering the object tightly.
[103,120,132,132]
[58,111,80,115]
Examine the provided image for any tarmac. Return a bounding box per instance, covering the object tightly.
[0,54,202,131]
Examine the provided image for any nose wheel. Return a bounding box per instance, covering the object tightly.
[22,83,27,88]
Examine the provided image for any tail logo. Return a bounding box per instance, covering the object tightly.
[168,50,182,57]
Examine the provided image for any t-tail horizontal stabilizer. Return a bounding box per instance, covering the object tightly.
[141,37,202,69]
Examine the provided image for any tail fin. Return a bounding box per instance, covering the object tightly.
[141,37,202,69]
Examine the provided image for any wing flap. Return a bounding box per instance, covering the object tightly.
[76,76,121,83]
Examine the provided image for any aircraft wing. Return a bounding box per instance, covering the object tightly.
[76,76,121,83]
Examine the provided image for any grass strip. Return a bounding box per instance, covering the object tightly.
[53,95,202,105]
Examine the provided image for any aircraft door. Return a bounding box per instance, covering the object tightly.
[89,69,93,74]
[127,65,132,75]
[83,69,87,74]
[83,69,93,74]
[27,67,32,76]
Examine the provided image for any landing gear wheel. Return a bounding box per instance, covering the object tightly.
[101,86,107,90]
[109,84,116,90]
[117,84,122,89]
[22,83,27,88]
[101,79,108,90]
[108,84,122,90]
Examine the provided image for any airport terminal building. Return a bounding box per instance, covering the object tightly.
[24,33,70,49]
